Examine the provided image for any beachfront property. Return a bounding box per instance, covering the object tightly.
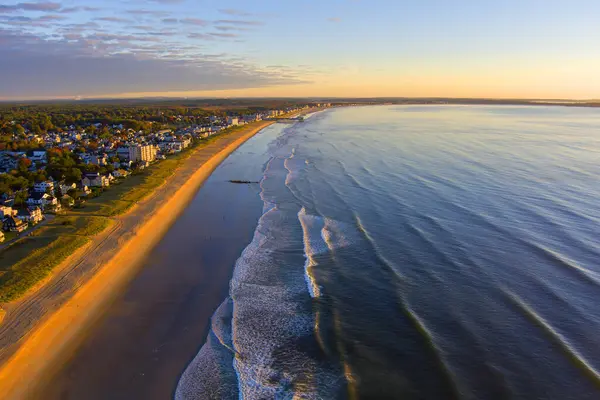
[59,182,77,196]
[79,184,92,196]
[2,215,28,232]
[27,192,58,209]
[17,207,43,224]
[128,144,158,163]
[0,104,325,224]
[111,169,130,179]
[82,173,111,188]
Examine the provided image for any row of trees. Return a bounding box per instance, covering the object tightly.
[0,104,223,137]
[0,100,311,137]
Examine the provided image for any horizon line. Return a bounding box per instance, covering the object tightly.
[0,96,598,104]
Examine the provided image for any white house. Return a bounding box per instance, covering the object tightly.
[17,207,43,224]
[78,184,92,196]
[27,192,58,209]
[30,151,47,164]
[0,205,17,218]
[59,182,77,196]
[82,173,110,188]
[33,180,55,193]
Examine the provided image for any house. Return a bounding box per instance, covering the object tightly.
[227,117,239,126]
[82,173,110,188]
[27,192,58,209]
[89,154,108,166]
[30,151,47,164]
[27,192,50,207]
[120,160,133,169]
[78,184,92,196]
[50,201,62,212]
[33,180,55,194]
[59,182,77,196]
[0,205,17,218]
[171,142,185,153]
[17,207,43,224]
[3,216,28,232]
[111,169,130,179]
[61,194,75,207]
[0,230,4,243]
[116,147,131,160]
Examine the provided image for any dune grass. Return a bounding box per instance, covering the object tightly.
[0,235,90,302]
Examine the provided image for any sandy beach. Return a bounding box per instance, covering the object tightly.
[0,121,274,399]
[40,126,278,399]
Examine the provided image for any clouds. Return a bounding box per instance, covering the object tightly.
[218,8,252,17]
[0,1,312,99]
[0,2,61,12]
[180,18,208,26]
[126,9,169,17]
[95,16,132,23]
[0,50,301,98]
[0,14,300,99]
[215,19,264,26]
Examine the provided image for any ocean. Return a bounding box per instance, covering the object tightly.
[177,105,600,399]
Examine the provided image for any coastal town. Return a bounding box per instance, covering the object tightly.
[0,103,329,244]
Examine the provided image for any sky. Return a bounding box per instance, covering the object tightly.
[0,0,599,100]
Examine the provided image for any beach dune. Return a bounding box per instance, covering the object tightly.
[0,121,273,399]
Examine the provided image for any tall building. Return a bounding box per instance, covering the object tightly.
[128,144,157,162]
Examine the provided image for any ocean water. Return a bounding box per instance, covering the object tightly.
[176,105,600,400]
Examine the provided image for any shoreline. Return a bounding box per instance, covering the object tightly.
[0,121,275,399]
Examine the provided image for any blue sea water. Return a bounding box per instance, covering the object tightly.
[176,105,600,399]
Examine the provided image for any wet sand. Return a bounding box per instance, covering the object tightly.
[0,122,274,399]
[39,127,278,399]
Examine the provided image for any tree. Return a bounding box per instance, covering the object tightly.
[66,168,82,183]
[87,141,99,152]
[87,124,97,135]
[67,188,79,199]
[14,191,28,207]
[17,158,32,173]
[31,123,43,135]
[0,182,11,197]
[99,126,111,139]
[40,115,54,131]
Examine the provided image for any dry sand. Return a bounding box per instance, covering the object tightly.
[0,121,274,399]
